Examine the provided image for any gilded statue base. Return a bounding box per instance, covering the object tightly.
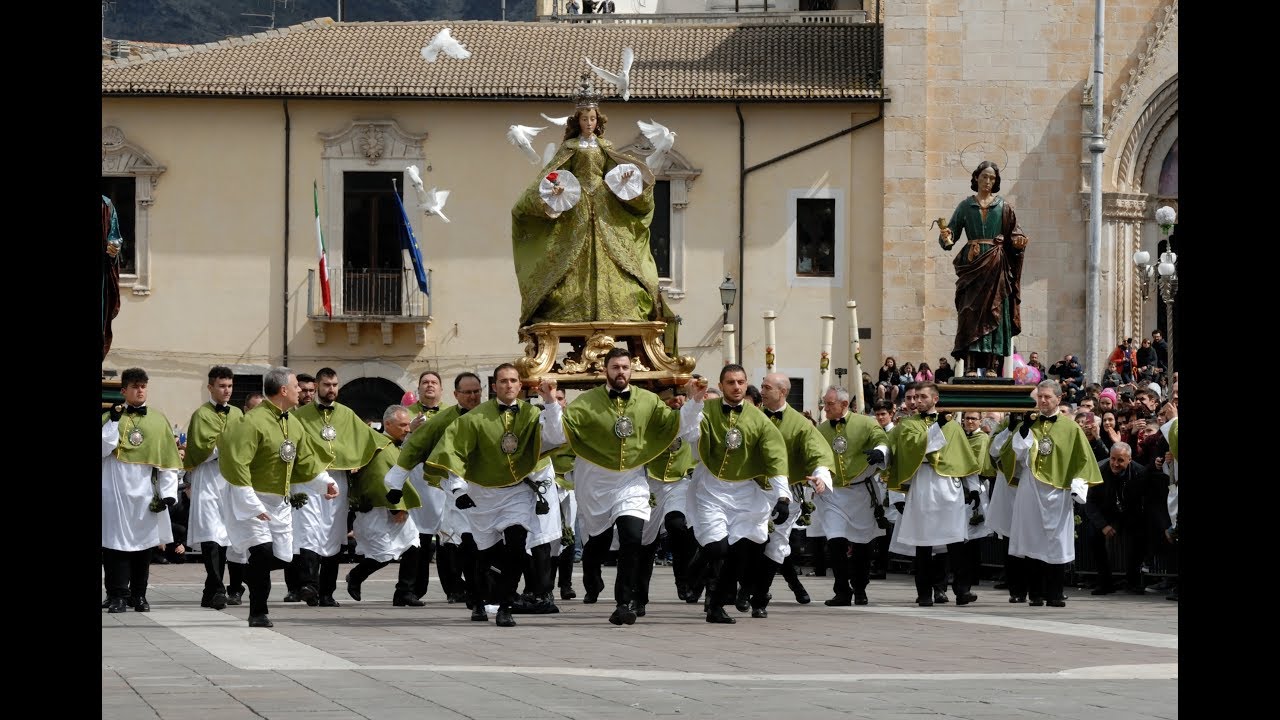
[516,321,697,389]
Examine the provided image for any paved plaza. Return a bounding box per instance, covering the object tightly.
[103,561,1177,719]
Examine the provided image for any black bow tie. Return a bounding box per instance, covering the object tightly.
[125,406,147,416]
[499,403,519,414]
[829,418,845,429]
[279,411,289,421]
[423,406,439,413]
[722,404,743,414]
[608,389,631,401]
[919,412,937,422]
[214,405,231,415]
[458,407,470,415]
[765,408,785,420]
[317,404,334,411]
[1040,414,1058,423]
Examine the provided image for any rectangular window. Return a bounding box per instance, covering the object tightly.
[786,377,806,412]
[650,180,671,280]
[101,176,137,275]
[795,198,836,277]
[230,373,264,413]
[342,171,405,315]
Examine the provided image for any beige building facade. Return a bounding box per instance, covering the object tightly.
[102,2,1177,426]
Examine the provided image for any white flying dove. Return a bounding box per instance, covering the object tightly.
[584,47,634,101]
[421,28,471,63]
[541,143,558,167]
[540,112,569,127]
[507,124,547,165]
[637,119,676,171]
[419,187,451,223]
[405,164,425,192]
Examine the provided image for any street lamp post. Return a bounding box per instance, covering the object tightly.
[1132,205,1178,380]
[719,274,738,327]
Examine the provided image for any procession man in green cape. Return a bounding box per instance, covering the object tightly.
[345,404,426,607]
[384,372,486,607]
[407,370,445,432]
[183,365,244,611]
[101,367,183,614]
[291,367,391,607]
[635,390,697,611]
[424,364,563,628]
[679,364,790,624]
[1006,380,1103,607]
[743,373,834,619]
[546,347,685,626]
[817,385,890,607]
[884,381,981,607]
[218,367,338,628]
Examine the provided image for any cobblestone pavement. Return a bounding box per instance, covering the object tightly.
[103,562,1177,719]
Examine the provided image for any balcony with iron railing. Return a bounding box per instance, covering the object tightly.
[307,267,433,346]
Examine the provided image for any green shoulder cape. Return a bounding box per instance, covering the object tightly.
[769,406,835,485]
[885,416,980,490]
[1026,415,1104,491]
[563,385,680,471]
[350,441,422,511]
[293,402,391,471]
[819,414,888,486]
[184,402,243,470]
[397,405,467,486]
[646,435,694,483]
[217,400,334,496]
[966,430,996,478]
[426,400,550,488]
[102,407,182,471]
[697,402,788,489]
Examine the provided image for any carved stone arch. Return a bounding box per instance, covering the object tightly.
[614,135,703,299]
[102,126,167,296]
[1116,76,1178,193]
[316,120,430,316]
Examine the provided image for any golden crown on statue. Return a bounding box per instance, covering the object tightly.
[572,72,603,109]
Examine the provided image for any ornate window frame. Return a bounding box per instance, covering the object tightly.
[101,126,166,296]
[615,136,701,301]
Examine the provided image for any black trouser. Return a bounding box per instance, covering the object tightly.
[663,512,696,591]
[228,560,245,595]
[479,525,529,607]
[523,542,554,596]
[686,537,728,606]
[245,542,289,616]
[200,542,229,596]
[348,545,419,597]
[966,537,984,587]
[1089,519,1146,589]
[296,549,341,598]
[102,547,151,600]
[581,527,613,598]
[1026,559,1066,602]
[827,537,871,598]
[914,543,969,600]
[636,539,660,607]
[284,554,301,593]
[550,540,576,591]
[1004,553,1028,600]
[412,533,436,599]
[436,539,463,597]
[807,534,828,575]
[458,533,482,604]
[722,539,769,609]
[609,516,644,607]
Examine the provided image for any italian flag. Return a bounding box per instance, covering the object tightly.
[314,180,333,317]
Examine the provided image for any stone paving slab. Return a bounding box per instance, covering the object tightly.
[103,562,1177,719]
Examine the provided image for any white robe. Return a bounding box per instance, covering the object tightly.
[894,423,968,548]
[102,419,178,552]
[572,458,652,540]
[963,474,993,540]
[641,476,690,546]
[406,463,446,535]
[985,429,1017,538]
[225,488,295,563]
[764,487,805,564]
[291,469,350,556]
[1161,418,1178,529]
[353,508,420,563]
[443,463,553,552]
[1006,430,1087,565]
[527,477,564,552]
[818,447,890,545]
[185,450,230,547]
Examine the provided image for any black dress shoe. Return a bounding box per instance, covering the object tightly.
[346,572,362,601]
[609,604,637,626]
[200,595,213,608]
[824,595,853,607]
[470,607,488,622]
[299,585,320,606]
[107,597,129,614]
[282,592,302,603]
[210,592,228,610]
[393,592,425,607]
[447,592,466,604]
[790,584,811,604]
[734,588,751,613]
[1046,599,1066,607]
[248,614,274,628]
[955,592,977,606]
[226,591,243,606]
[560,587,577,600]
[1009,595,1026,603]
[583,591,599,604]
[933,590,949,604]
[676,584,690,601]
[916,597,934,607]
[705,605,736,624]
[101,597,112,609]
[854,593,869,606]
[685,585,704,604]
[1028,597,1045,607]
[634,604,646,617]
[319,596,340,607]
[133,597,151,612]
[496,606,517,627]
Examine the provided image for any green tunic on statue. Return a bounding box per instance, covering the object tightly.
[184,402,244,471]
[766,406,834,486]
[103,407,183,471]
[396,405,467,486]
[511,136,662,325]
[697,403,789,490]
[217,400,334,497]
[426,400,551,489]
[293,402,391,471]
[943,195,1026,360]
[819,414,889,487]
[884,415,981,492]
[562,385,680,471]
[350,440,422,511]
[646,436,694,484]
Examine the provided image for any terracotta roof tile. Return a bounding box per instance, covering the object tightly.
[101,18,881,101]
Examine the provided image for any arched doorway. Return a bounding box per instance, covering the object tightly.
[337,376,405,424]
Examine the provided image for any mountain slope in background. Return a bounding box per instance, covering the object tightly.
[103,0,536,46]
